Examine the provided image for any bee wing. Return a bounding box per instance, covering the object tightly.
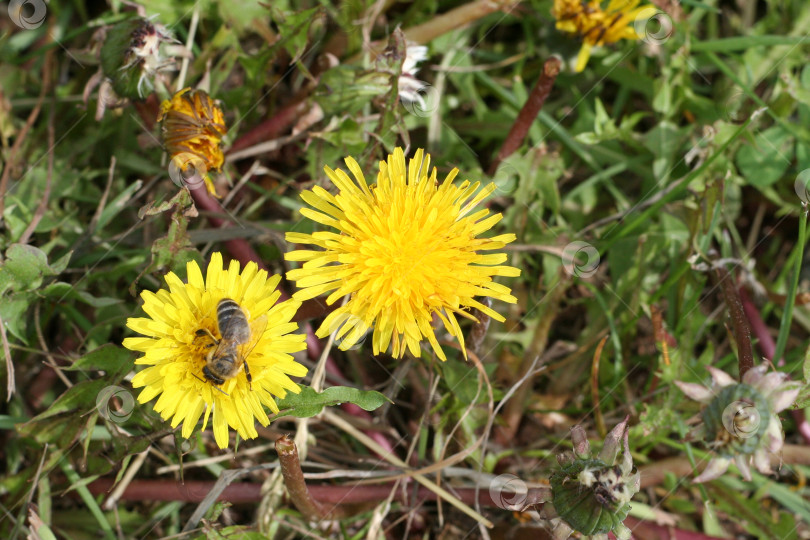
[237,314,269,360]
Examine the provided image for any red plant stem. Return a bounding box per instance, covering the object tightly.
[190,187,268,269]
[226,100,305,155]
[714,267,754,378]
[83,478,724,539]
[487,56,561,176]
[740,287,810,444]
[190,185,395,454]
[614,518,724,540]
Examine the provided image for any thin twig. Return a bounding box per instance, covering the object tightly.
[323,409,494,527]
[88,157,116,236]
[25,443,48,507]
[0,313,14,401]
[34,302,72,389]
[176,7,199,91]
[650,304,671,366]
[103,448,150,511]
[0,49,52,221]
[496,278,567,443]
[182,462,278,532]
[19,102,55,244]
[591,334,610,438]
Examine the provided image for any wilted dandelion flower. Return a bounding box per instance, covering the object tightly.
[285,148,520,361]
[542,418,639,540]
[675,365,800,483]
[399,44,429,108]
[158,88,227,197]
[552,0,654,72]
[124,253,307,448]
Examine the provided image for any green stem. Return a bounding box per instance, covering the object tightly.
[773,208,808,363]
[59,458,115,540]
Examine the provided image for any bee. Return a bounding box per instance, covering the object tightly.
[194,298,265,394]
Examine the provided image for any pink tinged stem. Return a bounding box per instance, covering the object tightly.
[740,287,810,444]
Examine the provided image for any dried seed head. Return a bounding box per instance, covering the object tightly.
[676,365,800,483]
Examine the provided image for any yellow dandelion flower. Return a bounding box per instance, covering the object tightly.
[157,88,227,197]
[552,0,656,72]
[285,147,521,361]
[123,253,307,448]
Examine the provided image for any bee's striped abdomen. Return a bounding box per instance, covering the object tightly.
[217,298,250,344]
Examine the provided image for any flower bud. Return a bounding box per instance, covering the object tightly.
[100,18,172,99]
[547,419,639,539]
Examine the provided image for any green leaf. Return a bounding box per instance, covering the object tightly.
[0,292,35,342]
[0,243,60,294]
[64,345,133,373]
[274,386,390,419]
[268,6,322,64]
[42,282,122,308]
[735,126,794,188]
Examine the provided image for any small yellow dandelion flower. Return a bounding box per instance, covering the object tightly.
[552,0,656,72]
[123,253,307,448]
[157,88,227,197]
[285,148,520,361]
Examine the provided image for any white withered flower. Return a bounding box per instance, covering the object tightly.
[676,365,800,483]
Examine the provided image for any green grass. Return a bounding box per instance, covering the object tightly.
[2,0,810,539]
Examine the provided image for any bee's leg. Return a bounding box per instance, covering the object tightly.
[210,385,230,396]
[195,328,219,348]
[195,369,230,396]
[243,360,252,391]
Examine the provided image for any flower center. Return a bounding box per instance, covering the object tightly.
[702,383,770,456]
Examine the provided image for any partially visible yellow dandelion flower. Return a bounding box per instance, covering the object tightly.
[157,88,226,197]
[123,253,307,448]
[552,0,656,72]
[285,148,521,361]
